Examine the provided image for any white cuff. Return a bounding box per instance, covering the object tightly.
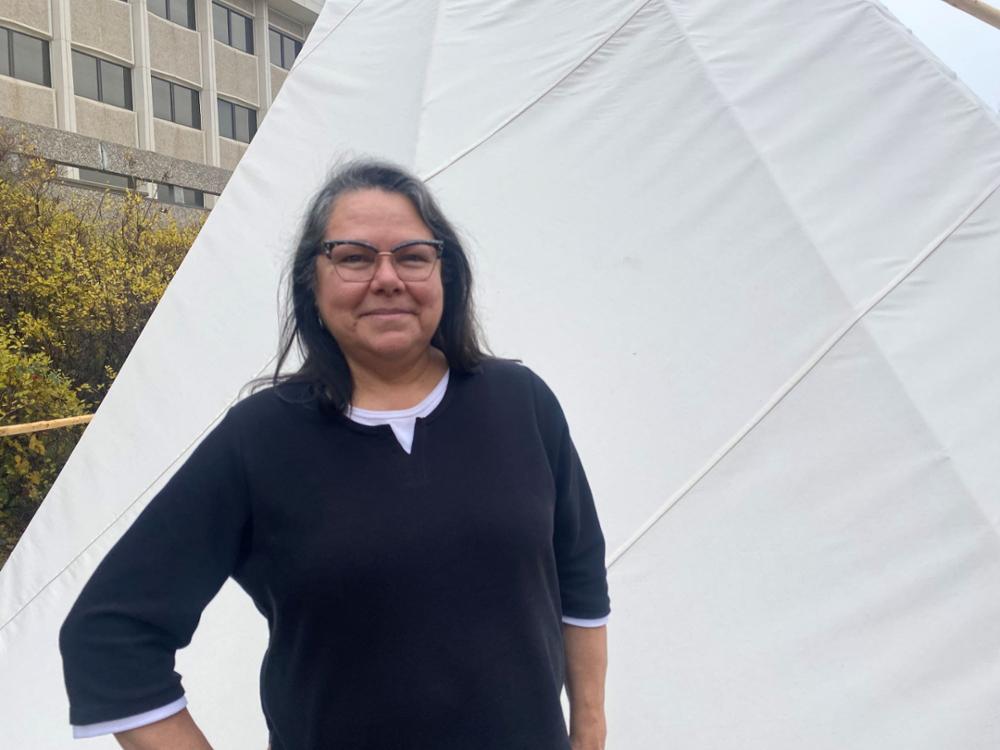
[561,613,610,627]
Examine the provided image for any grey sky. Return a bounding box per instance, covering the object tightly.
[880,0,1000,110]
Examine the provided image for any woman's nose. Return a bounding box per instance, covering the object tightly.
[369,254,405,289]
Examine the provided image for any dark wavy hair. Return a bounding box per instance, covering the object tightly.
[261,158,489,413]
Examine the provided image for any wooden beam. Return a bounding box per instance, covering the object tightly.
[942,0,1000,31]
[0,414,93,437]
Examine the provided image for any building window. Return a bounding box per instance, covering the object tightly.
[72,50,132,109]
[147,0,196,30]
[217,98,256,143]
[152,76,201,128]
[213,3,254,54]
[268,28,301,70]
[77,168,133,190]
[157,183,205,207]
[0,27,51,87]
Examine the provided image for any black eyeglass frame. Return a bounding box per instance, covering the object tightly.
[318,239,445,282]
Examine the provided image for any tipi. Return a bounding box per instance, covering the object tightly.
[2,0,999,747]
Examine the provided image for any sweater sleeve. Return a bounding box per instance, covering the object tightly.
[59,409,252,726]
[528,370,611,621]
[72,696,188,738]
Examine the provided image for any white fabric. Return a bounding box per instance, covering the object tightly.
[3,1,1000,747]
[561,614,609,628]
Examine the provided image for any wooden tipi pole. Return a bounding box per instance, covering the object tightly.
[0,414,93,437]
[942,0,1000,31]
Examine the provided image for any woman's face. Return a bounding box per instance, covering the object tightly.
[315,189,444,369]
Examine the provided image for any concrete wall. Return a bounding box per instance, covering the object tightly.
[214,41,258,106]
[0,1,50,35]
[268,10,303,38]
[70,0,133,63]
[270,66,288,98]
[223,0,255,15]
[218,137,247,171]
[153,119,205,164]
[74,96,137,147]
[148,13,201,87]
[1,114,231,194]
[0,77,57,128]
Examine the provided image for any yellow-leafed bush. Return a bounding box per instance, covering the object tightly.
[0,328,86,562]
[0,129,204,566]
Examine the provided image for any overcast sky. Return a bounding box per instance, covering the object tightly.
[880,0,1000,110]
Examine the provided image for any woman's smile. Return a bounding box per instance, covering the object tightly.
[362,308,416,318]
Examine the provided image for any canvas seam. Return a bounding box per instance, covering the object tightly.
[419,0,656,182]
[608,0,1000,567]
[412,0,446,168]
[855,312,1000,544]
[288,0,368,74]
[608,174,1000,569]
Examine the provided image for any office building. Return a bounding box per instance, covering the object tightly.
[0,0,321,214]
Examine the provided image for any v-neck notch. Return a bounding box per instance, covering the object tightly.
[339,369,455,453]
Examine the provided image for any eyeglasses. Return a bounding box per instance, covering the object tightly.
[318,239,444,282]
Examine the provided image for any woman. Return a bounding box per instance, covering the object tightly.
[60,160,611,750]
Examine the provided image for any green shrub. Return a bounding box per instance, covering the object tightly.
[0,128,202,567]
[0,328,86,566]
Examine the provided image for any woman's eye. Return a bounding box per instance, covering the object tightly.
[399,254,429,265]
[337,254,371,264]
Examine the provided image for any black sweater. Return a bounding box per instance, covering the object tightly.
[59,359,611,749]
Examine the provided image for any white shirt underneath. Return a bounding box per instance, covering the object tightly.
[345,367,452,453]
[72,369,608,738]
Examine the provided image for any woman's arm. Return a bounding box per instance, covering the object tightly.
[563,623,608,750]
[59,412,252,733]
[114,708,212,750]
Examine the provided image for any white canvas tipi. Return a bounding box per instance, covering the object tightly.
[2,0,1000,747]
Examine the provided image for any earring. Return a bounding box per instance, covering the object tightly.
[317,313,325,329]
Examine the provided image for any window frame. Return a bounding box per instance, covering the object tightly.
[0,26,52,87]
[213,2,254,54]
[148,0,196,31]
[217,97,257,143]
[76,167,134,191]
[156,182,205,208]
[268,26,302,70]
[72,49,133,110]
[151,75,201,129]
